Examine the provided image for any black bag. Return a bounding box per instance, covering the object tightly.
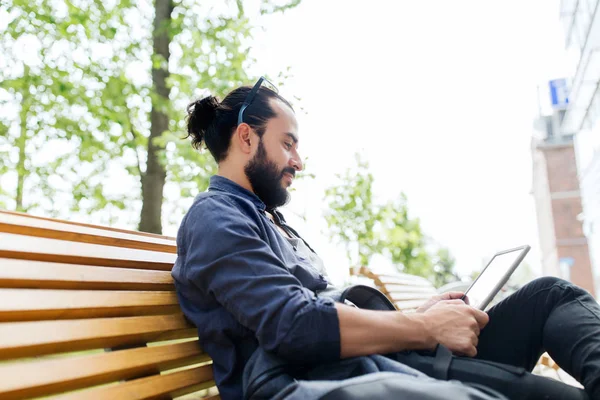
[333,284,590,400]
[393,345,588,400]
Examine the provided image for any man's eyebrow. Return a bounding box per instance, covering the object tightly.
[285,132,299,144]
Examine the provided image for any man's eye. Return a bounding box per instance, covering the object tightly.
[284,142,292,149]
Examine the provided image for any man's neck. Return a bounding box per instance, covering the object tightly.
[217,165,254,194]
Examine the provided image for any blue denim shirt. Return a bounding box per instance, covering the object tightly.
[171,175,341,400]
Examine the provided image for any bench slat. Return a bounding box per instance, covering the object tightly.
[0,233,175,270]
[53,365,214,400]
[0,340,209,399]
[392,299,428,310]
[0,221,176,254]
[386,292,435,302]
[379,279,434,288]
[0,314,195,360]
[0,212,175,252]
[0,289,180,321]
[384,285,438,294]
[0,259,173,290]
[0,211,175,242]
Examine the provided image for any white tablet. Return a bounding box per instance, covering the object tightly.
[462,245,531,310]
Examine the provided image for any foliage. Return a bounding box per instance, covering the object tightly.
[0,0,127,216]
[323,154,380,268]
[0,0,301,230]
[324,153,459,285]
[431,247,461,288]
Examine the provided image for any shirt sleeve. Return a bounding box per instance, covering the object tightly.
[181,196,341,364]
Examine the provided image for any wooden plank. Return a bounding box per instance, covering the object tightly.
[380,277,435,290]
[393,299,428,310]
[53,365,214,400]
[385,286,438,294]
[0,221,176,254]
[0,210,176,241]
[0,259,174,290]
[0,314,196,360]
[377,272,431,281]
[0,340,210,400]
[386,292,434,302]
[0,233,175,270]
[0,212,175,252]
[0,289,180,321]
[539,353,560,371]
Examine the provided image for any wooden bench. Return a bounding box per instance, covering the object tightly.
[0,210,566,399]
[0,210,218,399]
[350,266,438,312]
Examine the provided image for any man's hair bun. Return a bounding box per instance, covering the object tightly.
[186,96,220,150]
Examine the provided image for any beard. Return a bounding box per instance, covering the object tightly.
[244,139,294,210]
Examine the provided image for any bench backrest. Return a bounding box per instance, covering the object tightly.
[352,266,437,312]
[0,210,218,400]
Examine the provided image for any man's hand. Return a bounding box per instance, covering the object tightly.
[416,291,467,313]
[420,300,489,357]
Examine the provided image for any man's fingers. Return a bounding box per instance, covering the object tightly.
[443,299,466,305]
[444,291,466,300]
[470,320,481,337]
[468,346,478,358]
[471,309,490,328]
[454,346,477,358]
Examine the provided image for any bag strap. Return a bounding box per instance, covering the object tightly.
[340,285,397,311]
[269,209,318,254]
[432,344,453,380]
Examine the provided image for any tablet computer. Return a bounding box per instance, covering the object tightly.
[462,245,531,310]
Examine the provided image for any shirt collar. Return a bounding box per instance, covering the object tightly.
[208,175,266,211]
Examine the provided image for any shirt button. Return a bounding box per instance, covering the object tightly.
[293,246,297,251]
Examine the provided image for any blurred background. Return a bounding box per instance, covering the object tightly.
[1,0,598,295]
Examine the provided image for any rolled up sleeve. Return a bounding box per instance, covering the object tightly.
[182,198,341,364]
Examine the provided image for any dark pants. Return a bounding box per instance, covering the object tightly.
[476,277,600,398]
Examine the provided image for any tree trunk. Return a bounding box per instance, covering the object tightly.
[139,0,173,234]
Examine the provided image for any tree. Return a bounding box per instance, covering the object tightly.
[0,1,124,216]
[324,154,380,268]
[0,0,301,232]
[431,247,461,287]
[324,153,447,281]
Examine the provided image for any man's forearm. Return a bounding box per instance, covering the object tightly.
[335,303,436,358]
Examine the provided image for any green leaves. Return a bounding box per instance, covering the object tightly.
[324,154,378,267]
[1,0,303,232]
[260,0,302,15]
[324,153,458,285]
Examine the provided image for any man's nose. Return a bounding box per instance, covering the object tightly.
[290,153,303,172]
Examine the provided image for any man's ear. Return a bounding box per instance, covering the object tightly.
[234,123,253,154]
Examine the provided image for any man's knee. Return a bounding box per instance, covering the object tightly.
[522,276,571,292]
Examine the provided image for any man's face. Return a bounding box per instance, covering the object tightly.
[244,99,302,209]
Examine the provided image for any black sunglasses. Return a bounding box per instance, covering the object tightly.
[237,76,278,126]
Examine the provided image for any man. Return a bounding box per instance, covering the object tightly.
[172,78,600,400]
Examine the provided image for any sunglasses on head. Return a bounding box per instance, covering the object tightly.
[237,76,279,126]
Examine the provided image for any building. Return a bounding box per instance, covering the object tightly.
[531,125,595,294]
[556,0,600,295]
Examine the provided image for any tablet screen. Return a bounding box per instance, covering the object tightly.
[464,247,528,310]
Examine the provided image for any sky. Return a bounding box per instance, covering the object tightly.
[1,1,574,287]
[218,0,574,285]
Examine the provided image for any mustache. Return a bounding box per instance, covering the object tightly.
[281,168,296,178]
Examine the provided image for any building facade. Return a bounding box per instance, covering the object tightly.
[558,0,600,295]
[532,123,595,294]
